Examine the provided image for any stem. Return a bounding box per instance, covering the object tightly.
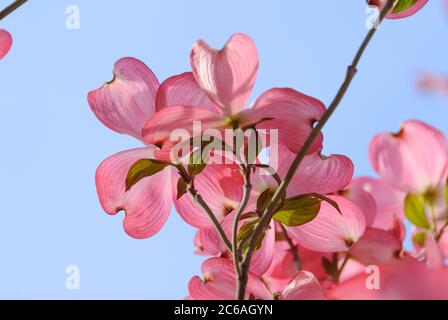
[335,255,350,282]
[232,165,252,298]
[187,187,233,252]
[436,220,448,241]
[0,0,28,21]
[177,165,233,253]
[279,223,301,272]
[236,0,397,300]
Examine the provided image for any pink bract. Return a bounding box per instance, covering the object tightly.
[89,57,252,238]
[367,0,429,19]
[0,30,12,61]
[369,120,448,194]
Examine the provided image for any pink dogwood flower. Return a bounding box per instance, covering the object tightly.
[141,33,326,158]
[367,0,429,19]
[349,177,405,229]
[188,258,324,300]
[0,30,12,61]
[89,57,247,239]
[361,120,448,259]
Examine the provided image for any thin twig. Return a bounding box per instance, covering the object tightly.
[232,165,252,298]
[335,254,351,282]
[0,0,28,21]
[236,0,397,300]
[176,165,233,253]
[436,220,448,241]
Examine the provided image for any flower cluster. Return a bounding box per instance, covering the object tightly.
[89,31,448,299]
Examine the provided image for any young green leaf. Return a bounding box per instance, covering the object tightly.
[404,193,430,229]
[273,196,321,227]
[257,189,274,213]
[237,219,265,254]
[413,231,427,247]
[322,256,338,279]
[392,0,417,14]
[177,178,188,200]
[188,150,207,177]
[125,159,169,191]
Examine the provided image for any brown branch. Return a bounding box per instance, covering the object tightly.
[0,0,28,21]
[235,0,397,300]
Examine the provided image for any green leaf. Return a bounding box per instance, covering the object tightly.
[404,193,430,229]
[257,189,274,213]
[413,231,427,247]
[176,178,188,200]
[126,159,170,191]
[392,0,417,14]
[188,150,207,177]
[273,196,321,227]
[237,219,265,254]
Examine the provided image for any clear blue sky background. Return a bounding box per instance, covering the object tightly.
[0,0,446,299]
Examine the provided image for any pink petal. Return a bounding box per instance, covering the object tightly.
[191,33,258,114]
[195,228,226,256]
[282,271,324,300]
[0,30,12,60]
[188,258,272,300]
[95,147,172,239]
[339,259,367,282]
[174,163,243,228]
[343,187,377,227]
[141,105,227,155]
[155,72,221,112]
[329,258,448,300]
[417,72,448,96]
[289,196,366,253]
[369,120,448,194]
[242,88,326,154]
[278,143,354,196]
[349,228,401,265]
[351,177,405,227]
[88,57,159,140]
[439,230,448,259]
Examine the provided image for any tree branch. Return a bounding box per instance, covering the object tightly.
[236,0,397,300]
[232,165,252,298]
[0,0,28,21]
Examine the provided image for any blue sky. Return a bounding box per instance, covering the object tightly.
[0,0,446,299]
